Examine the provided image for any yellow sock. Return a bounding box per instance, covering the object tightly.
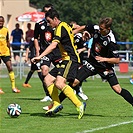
[62,85,81,107]
[47,83,60,106]
[9,71,15,89]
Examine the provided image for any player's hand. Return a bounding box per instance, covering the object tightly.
[77,49,82,54]
[82,31,91,41]
[31,57,41,63]
[24,58,28,63]
[95,56,106,62]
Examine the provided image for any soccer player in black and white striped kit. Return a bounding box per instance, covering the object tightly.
[72,17,133,107]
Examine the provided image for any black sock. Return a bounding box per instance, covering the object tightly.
[119,88,133,106]
[37,72,50,96]
[25,71,33,84]
[59,92,67,103]
[37,72,43,82]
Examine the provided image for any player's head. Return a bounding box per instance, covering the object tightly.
[99,17,112,36]
[45,9,60,28]
[42,3,54,13]
[0,16,4,28]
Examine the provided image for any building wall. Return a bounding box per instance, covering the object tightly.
[0,0,37,38]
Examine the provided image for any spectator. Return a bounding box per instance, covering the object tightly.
[25,23,34,44]
[10,23,25,62]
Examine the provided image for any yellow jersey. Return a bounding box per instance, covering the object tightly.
[52,22,80,63]
[0,26,10,56]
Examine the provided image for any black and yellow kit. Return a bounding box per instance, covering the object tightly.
[52,22,80,63]
[50,22,80,82]
[0,26,10,56]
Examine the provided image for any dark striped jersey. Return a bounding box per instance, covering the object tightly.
[86,24,119,70]
[34,18,54,53]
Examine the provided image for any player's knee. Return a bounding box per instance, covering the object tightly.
[112,84,122,94]
[72,79,80,87]
[41,66,49,76]
[7,67,13,72]
[44,74,55,86]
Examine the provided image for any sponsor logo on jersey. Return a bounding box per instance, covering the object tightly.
[95,43,101,53]
[41,25,45,30]
[103,41,107,46]
[45,31,52,42]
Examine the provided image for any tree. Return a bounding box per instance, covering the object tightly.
[30,0,133,43]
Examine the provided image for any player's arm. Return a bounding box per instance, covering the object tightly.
[9,35,13,43]
[20,29,25,42]
[34,23,40,57]
[72,25,86,35]
[31,41,58,62]
[25,47,30,62]
[95,42,120,64]
[6,31,11,55]
[77,47,87,54]
[34,38,40,57]
[95,56,120,64]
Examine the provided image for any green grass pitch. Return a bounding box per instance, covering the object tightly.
[0,77,133,133]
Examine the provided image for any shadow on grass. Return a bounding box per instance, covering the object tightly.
[59,112,133,118]
[20,110,133,118]
[31,112,101,118]
[30,112,63,118]
[17,98,41,101]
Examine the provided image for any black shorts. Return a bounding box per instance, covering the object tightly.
[0,56,11,63]
[40,53,62,68]
[49,60,79,83]
[40,48,62,67]
[40,55,51,67]
[76,60,119,86]
[31,62,40,71]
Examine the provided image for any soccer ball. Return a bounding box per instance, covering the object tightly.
[7,103,22,118]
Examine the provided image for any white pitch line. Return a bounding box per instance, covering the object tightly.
[76,121,133,133]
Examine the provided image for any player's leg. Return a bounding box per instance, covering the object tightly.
[55,61,86,119]
[44,72,63,116]
[39,56,52,101]
[22,70,33,88]
[38,70,52,102]
[0,57,4,94]
[74,81,88,101]
[23,63,37,88]
[107,72,133,106]
[2,56,20,93]
[43,61,94,111]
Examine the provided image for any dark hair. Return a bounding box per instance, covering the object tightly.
[99,17,112,28]
[15,23,19,26]
[42,3,54,12]
[45,9,59,19]
[27,23,31,26]
[0,16,4,20]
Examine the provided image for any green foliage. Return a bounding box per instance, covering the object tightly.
[30,0,133,42]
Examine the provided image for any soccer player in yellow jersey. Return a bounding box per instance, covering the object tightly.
[0,16,20,93]
[32,9,86,119]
